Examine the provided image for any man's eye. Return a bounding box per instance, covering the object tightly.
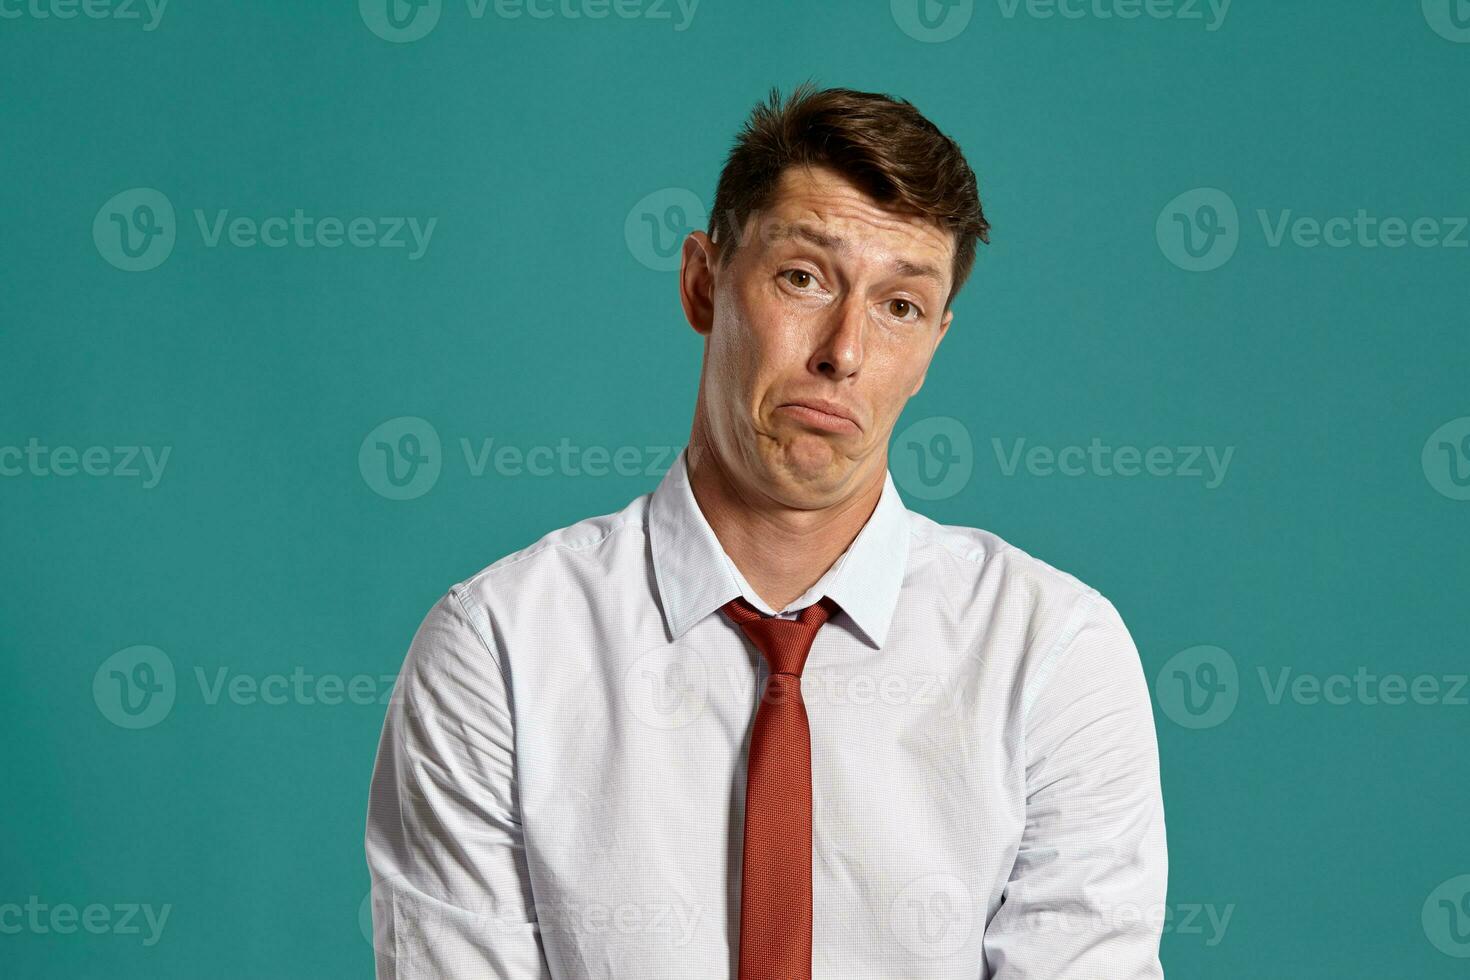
[888,299,921,320]
[782,269,815,289]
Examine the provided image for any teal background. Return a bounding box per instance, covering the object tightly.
[3,1,1468,976]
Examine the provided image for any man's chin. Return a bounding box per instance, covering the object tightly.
[764,436,858,492]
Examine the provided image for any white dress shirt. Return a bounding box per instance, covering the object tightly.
[364,447,1167,979]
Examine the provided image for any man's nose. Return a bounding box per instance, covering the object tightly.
[810,295,865,379]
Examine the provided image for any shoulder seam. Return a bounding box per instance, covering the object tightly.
[1020,587,1103,724]
[908,516,990,568]
[460,514,646,592]
[997,541,1097,606]
[447,584,509,689]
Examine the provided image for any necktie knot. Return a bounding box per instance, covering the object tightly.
[719,595,838,677]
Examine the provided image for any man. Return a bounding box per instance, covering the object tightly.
[365,83,1167,979]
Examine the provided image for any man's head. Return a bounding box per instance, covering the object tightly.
[680,83,988,509]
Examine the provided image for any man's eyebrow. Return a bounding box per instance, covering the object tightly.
[771,222,947,286]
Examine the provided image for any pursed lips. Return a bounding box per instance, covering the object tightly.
[777,400,861,434]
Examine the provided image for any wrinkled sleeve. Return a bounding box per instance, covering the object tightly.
[364,588,551,979]
[983,593,1169,979]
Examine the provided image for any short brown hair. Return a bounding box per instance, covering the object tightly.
[708,82,990,311]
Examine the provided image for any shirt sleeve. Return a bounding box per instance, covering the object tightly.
[364,588,552,979]
[982,592,1169,979]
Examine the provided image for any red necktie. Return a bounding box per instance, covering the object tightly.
[720,594,840,980]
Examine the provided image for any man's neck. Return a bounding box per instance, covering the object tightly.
[684,434,884,613]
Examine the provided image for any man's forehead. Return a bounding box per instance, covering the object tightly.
[752,165,955,264]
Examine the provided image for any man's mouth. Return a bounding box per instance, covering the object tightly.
[776,400,861,434]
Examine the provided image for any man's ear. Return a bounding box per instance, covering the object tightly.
[910,308,954,396]
[680,230,719,336]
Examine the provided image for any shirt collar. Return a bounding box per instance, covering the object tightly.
[649,447,910,649]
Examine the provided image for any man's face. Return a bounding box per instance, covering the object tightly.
[681,163,955,505]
